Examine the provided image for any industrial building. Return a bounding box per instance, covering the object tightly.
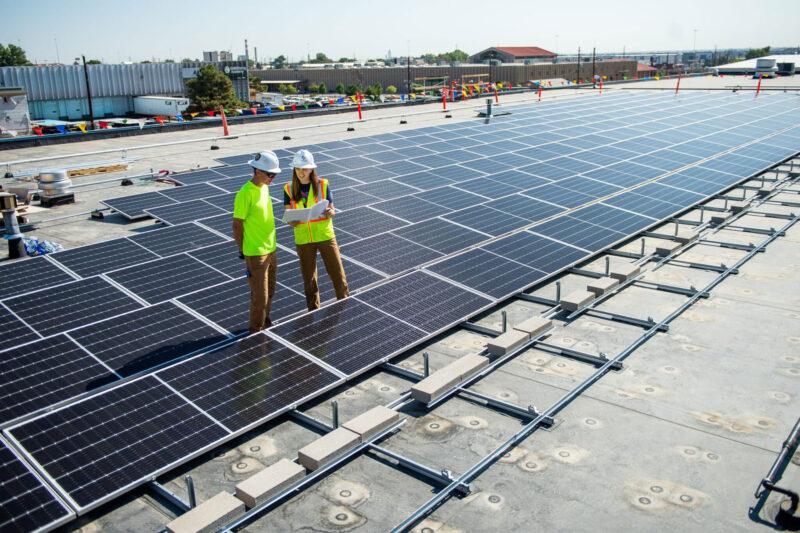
[469,46,557,64]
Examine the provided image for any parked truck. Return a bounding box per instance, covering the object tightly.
[255,92,284,106]
[133,96,190,116]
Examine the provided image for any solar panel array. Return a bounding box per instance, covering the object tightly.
[2,90,799,529]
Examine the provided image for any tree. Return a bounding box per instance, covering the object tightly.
[318,82,327,94]
[285,84,297,94]
[309,52,331,64]
[335,82,345,94]
[345,84,361,96]
[273,55,287,69]
[423,53,436,64]
[186,64,247,112]
[182,58,199,62]
[745,46,771,60]
[164,59,175,63]
[308,83,320,93]
[0,44,30,66]
[337,57,352,63]
[86,59,102,64]
[373,82,382,95]
[386,85,397,94]
[249,76,262,90]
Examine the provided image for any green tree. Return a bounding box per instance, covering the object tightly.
[0,44,30,66]
[345,84,361,96]
[86,59,102,64]
[745,46,771,60]
[273,55,287,68]
[280,84,296,95]
[373,82,382,95]
[308,83,320,93]
[182,57,199,62]
[186,64,246,112]
[422,53,435,64]
[386,85,397,94]
[164,59,175,63]
[335,82,345,94]
[310,52,331,63]
[249,75,262,90]
[318,82,327,93]
[337,57,352,62]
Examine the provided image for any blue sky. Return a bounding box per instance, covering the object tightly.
[6,0,798,64]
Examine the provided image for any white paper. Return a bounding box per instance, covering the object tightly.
[281,199,329,224]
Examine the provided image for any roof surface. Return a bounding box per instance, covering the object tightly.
[490,46,557,57]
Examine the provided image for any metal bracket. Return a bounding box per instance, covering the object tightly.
[654,256,737,274]
[459,321,503,337]
[700,239,764,253]
[534,341,623,370]
[367,444,470,496]
[580,308,669,332]
[748,211,796,220]
[604,249,645,260]
[633,279,710,298]
[148,480,191,513]
[725,224,786,236]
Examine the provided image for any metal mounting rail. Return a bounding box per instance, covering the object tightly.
[390,212,800,533]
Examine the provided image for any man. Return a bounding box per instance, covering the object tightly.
[233,150,280,333]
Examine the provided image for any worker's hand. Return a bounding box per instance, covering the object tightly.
[288,221,300,227]
[324,206,335,218]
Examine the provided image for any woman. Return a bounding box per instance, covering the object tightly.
[284,149,349,311]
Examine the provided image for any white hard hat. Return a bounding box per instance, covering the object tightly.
[292,149,317,169]
[248,150,281,173]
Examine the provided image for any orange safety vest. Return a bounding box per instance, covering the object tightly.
[284,179,335,244]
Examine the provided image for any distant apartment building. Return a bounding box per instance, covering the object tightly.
[203,51,233,62]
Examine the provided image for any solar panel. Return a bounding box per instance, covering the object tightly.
[199,176,249,193]
[460,176,521,196]
[413,186,488,209]
[329,188,379,211]
[8,376,229,511]
[128,223,226,257]
[331,206,407,238]
[517,162,577,180]
[339,233,442,275]
[0,256,75,299]
[569,203,656,234]
[0,438,74,532]
[69,301,226,377]
[557,176,623,199]
[359,180,421,199]
[196,213,233,236]
[391,217,490,255]
[378,160,430,176]
[393,171,455,190]
[144,199,227,225]
[281,255,386,301]
[530,217,626,252]
[211,164,251,177]
[50,238,159,279]
[3,277,143,337]
[443,204,529,236]
[336,166,398,183]
[0,305,40,352]
[372,195,448,223]
[324,173,364,189]
[271,298,427,376]
[215,154,254,165]
[187,241,247,279]
[0,334,115,425]
[482,231,591,273]
[427,247,546,299]
[160,183,225,202]
[486,169,550,189]
[356,271,493,334]
[101,191,176,219]
[203,192,237,212]
[171,169,227,186]
[105,254,230,305]
[158,334,341,432]
[485,194,565,222]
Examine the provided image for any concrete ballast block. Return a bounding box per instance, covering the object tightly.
[586,276,619,297]
[341,406,400,442]
[487,329,529,356]
[411,354,490,403]
[166,492,245,533]
[655,242,682,257]
[710,212,730,225]
[674,229,695,244]
[235,458,305,509]
[729,201,747,213]
[756,187,772,198]
[561,289,595,312]
[512,316,552,339]
[609,263,640,282]
[297,427,360,472]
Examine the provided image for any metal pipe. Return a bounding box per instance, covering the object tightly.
[148,480,190,513]
[331,400,339,429]
[555,280,561,302]
[501,310,507,333]
[756,416,800,498]
[605,256,610,276]
[392,213,799,533]
[423,352,429,377]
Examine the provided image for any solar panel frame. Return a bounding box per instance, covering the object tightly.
[49,238,159,279]
[101,191,177,220]
[0,256,76,300]
[390,217,491,255]
[128,222,227,257]
[339,233,443,276]
[144,199,228,226]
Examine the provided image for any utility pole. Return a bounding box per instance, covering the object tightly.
[577,47,581,82]
[592,47,596,87]
[82,56,95,129]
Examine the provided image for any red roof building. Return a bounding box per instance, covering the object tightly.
[470,46,557,64]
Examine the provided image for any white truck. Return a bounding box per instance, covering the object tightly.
[133,96,190,116]
[255,92,284,106]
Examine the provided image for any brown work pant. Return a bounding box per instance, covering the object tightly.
[296,238,349,311]
[245,252,277,333]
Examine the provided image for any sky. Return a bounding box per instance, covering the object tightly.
[5,0,799,65]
